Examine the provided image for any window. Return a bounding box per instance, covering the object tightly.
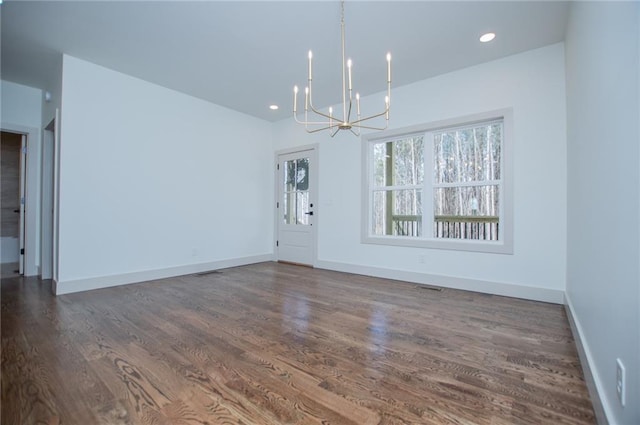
[371,136,424,237]
[363,110,513,254]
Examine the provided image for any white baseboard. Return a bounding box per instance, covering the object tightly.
[54,254,273,295]
[315,260,564,304]
[565,294,610,425]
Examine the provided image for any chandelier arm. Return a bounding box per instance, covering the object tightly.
[301,103,389,128]
[346,99,353,123]
[307,77,327,119]
[294,114,332,126]
[306,79,340,123]
[350,108,389,126]
[296,98,342,127]
[304,94,337,124]
[304,124,340,134]
[300,104,387,129]
[302,113,390,130]
[307,88,337,123]
[307,83,332,120]
[294,108,331,125]
[307,103,335,121]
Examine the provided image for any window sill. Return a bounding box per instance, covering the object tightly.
[362,235,514,255]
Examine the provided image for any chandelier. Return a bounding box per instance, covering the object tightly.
[292,0,391,137]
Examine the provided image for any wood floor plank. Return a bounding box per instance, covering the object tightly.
[2,263,595,424]
[1,333,64,424]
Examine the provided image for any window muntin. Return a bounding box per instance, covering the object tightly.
[364,112,511,253]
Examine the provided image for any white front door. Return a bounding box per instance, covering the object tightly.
[276,148,317,266]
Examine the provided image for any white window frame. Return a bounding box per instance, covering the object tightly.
[361,109,514,254]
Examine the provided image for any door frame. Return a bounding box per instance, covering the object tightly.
[274,144,319,266]
[18,134,26,274]
[41,116,57,280]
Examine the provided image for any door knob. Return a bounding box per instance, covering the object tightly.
[304,211,314,216]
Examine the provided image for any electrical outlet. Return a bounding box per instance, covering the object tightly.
[616,358,626,407]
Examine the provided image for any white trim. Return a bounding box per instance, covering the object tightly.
[363,234,511,254]
[53,254,273,295]
[19,134,26,274]
[274,144,319,157]
[41,119,55,280]
[364,110,510,142]
[52,108,61,283]
[316,259,563,304]
[565,293,612,425]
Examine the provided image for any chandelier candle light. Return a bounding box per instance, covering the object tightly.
[293,0,391,137]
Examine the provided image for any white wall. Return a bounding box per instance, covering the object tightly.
[1,238,19,263]
[41,53,62,127]
[565,3,640,424]
[56,55,273,293]
[1,81,42,126]
[273,44,567,303]
[1,80,43,275]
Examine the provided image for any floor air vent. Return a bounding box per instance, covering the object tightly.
[194,270,222,277]
[415,285,442,291]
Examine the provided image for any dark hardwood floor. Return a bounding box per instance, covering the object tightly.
[2,262,595,424]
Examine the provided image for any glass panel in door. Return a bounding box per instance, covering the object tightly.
[283,158,310,225]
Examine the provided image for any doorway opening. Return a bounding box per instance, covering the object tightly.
[1,131,25,278]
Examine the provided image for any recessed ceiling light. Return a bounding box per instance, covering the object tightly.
[269,105,279,110]
[480,33,496,43]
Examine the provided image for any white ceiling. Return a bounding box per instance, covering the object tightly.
[1,1,570,122]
